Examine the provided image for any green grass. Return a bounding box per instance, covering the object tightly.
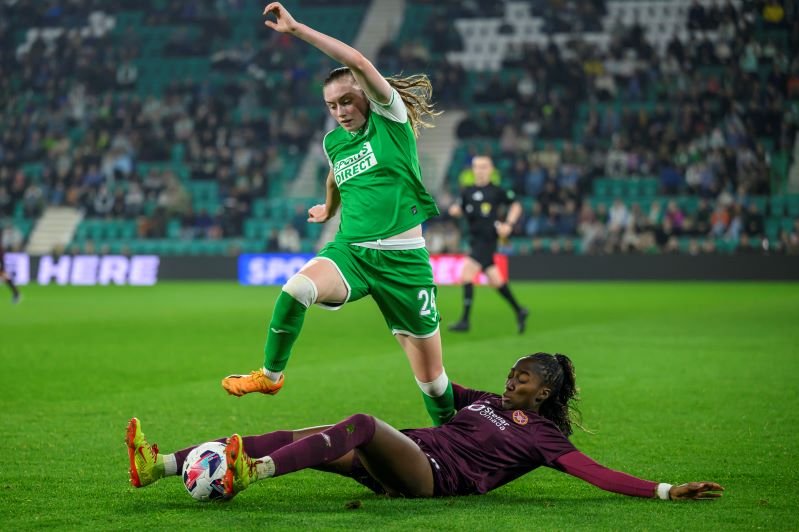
[1,282,797,530]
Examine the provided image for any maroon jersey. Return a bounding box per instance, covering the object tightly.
[401,384,576,496]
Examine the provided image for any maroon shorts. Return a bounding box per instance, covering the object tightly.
[348,433,456,497]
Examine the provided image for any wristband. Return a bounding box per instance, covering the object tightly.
[656,483,673,500]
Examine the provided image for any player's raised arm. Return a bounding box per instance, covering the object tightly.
[553,450,724,500]
[307,169,340,223]
[263,2,392,104]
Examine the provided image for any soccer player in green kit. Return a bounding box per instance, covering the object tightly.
[222,2,455,425]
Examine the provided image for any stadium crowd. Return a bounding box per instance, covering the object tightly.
[1,0,797,255]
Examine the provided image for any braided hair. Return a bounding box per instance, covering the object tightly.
[323,67,442,137]
[522,352,582,436]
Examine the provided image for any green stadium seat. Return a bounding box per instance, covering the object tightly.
[769,196,785,216]
[609,180,625,198]
[677,196,699,214]
[746,196,768,212]
[786,195,799,217]
[252,200,268,218]
[167,219,182,239]
[593,178,610,197]
[120,221,137,239]
[625,179,642,199]
[641,178,659,197]
[765,218,781,240]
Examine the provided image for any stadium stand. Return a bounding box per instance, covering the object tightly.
[1,0,797,256]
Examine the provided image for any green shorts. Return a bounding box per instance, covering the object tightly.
[314,241,440,337]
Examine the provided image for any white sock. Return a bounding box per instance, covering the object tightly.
[263,368,283,382]
[163,453,177,476]
[255,456,276,479]
[416,369,449,397]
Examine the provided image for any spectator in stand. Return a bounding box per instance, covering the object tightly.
[710,203,730,238]
[577,204,606,255]
[694,199,712,236]
[725,205,744,241]
[743,204,765,238]
[781,220,799,255]
[664,201,685,234]
[266,228,280,253]
[277,223,300,253]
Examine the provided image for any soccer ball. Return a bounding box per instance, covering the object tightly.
[182,441,227,501]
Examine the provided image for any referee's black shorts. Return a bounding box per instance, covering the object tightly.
[468,240,498,270]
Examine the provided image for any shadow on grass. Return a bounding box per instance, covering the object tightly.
[121,490,625,514]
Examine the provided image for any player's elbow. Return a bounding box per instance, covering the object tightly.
[348,54,372,76]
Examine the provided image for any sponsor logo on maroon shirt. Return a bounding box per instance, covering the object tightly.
[466,403,510,431]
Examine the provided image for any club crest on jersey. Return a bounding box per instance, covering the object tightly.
[334,141,378,187]
[512,410,529,425]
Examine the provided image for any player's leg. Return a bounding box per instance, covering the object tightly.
[449,256,481,332]
[225,414,434,498]
[0,270,20,303]
[222,243,366,396]
[126,418,342,488]
[370,247,455,425]
[395,331,454,425]
[262,258,346,377]
[485,264,528,334]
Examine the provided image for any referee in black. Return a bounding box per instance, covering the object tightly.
[448,155,527,333]
[0,223,21,304]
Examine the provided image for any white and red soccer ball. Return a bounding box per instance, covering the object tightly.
[182,442,227,501]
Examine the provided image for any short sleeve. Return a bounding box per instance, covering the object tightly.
[367,88,408,123]
[452,383,495,410]
[533,422,577,466]
[458,189,467,207]
[322,130,334,169]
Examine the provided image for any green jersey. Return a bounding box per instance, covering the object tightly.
[323,88,440,243]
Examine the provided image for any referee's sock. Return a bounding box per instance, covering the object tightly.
[460,283,474,322]
[6,278,19,299]
[497,283,522,313]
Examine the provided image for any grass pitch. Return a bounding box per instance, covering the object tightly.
[1,281,797,530]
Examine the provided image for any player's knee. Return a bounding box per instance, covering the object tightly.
[416,369,449,397]
[282,273,318,308]
[343,413,377,442]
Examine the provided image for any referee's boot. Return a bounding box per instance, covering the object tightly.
[516,307,530,334]
[448,319,470,333]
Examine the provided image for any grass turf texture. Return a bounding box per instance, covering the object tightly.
[0,282,797,530]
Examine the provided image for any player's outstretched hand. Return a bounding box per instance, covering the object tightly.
[307,204,329,223]
[263,2,298,33]
[669,482,724,500]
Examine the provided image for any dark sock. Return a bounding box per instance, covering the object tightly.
[173,431,294,472]
[5,278,18,298]
[497,283,522,313]
[271,414,376,477]
[461,283,474,322]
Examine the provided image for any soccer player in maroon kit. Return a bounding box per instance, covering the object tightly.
[127,353,723,501]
